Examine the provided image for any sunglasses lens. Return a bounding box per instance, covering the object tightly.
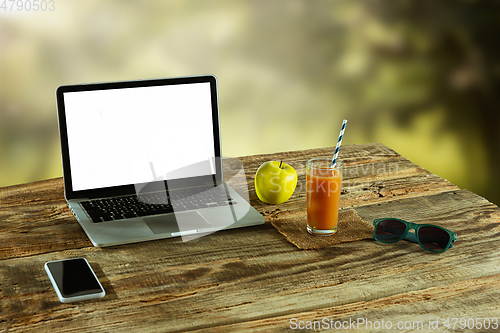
[375,219,407,242]
[418,226,450,251]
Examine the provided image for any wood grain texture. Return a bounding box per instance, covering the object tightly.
[1,143,499,332]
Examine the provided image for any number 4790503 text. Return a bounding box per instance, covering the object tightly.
[1,0,55,11]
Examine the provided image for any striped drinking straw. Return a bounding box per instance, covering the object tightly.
[331,119,347,168]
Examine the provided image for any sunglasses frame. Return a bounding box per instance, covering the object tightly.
[372,218,457,253]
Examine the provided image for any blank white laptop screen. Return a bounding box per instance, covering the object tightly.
[63,82,216,191]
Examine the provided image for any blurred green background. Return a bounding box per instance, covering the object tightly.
[1,0,499,205]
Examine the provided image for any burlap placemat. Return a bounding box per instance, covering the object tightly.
[268,209,374,250]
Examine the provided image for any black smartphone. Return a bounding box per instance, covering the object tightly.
[44,258,105,303]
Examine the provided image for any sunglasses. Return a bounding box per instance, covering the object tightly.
[372,218,457,253]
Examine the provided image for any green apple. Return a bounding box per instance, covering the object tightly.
[254,161,298,204]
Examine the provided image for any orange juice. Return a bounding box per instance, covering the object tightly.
[306,159,343,235]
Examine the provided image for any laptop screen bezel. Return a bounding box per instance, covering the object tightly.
[56,75,222,200]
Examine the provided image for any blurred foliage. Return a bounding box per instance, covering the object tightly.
[0,0,499,204]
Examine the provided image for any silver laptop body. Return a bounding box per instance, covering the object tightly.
[56,75,264,247]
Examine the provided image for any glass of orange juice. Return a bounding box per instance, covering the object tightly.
[306,158,343,235]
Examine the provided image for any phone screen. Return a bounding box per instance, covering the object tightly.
[46,258,103,297]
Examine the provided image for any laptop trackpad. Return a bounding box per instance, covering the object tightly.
[144,212,211,235]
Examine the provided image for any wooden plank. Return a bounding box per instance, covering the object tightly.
[235,143,403,170]
[0,177,65,208]
[2,189,500,332]
[0,143,459,260]
[190,273,500,332]
[0,172,457,260]
[233,143,459,213]
[0,143,401,208]
[0,199,93,259]
[254,157,459,214]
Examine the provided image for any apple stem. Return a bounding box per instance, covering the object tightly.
[279,160,283,169]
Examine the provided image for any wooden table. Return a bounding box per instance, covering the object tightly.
[2,143,500,332]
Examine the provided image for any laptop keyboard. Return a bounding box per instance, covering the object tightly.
[80,185,237,223]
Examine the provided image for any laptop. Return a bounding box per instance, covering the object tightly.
[56,75,265,247]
